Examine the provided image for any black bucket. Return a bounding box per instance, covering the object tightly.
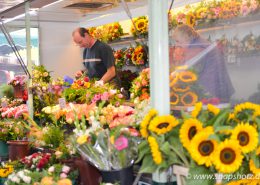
[100,165,134,185]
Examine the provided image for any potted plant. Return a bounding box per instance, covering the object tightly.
[8,75,27,99]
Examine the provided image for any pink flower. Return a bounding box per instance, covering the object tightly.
[60,173,68,179]
[114,136,128,151]
[62,165,70,174]
[101,92,110,101]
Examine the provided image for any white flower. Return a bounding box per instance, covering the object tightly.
[62,165,70,173]
[31,165,35,169]
[55,151,63,159]
[11,176,20,183]
[23,176,31,184]
[48,166,55,173]
[60,173,67,179]
[17,171,25,179]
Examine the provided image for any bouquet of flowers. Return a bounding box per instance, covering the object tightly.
[0,120,28,142]
[130,68,150,102]
[8,75,27,87]
[113,48,126,69]
[74,104,140,171]
[130,16,148,38]
[21,152,52,170]
[131,44,148,66]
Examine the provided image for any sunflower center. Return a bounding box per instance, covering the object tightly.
[220,148,236,164]
[198,141,214,156]
[237,132,249,146]
[157,122,169,129]
[188,126,197,140]
[138,22,144,29]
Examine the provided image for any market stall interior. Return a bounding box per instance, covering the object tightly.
[1,0,260,185]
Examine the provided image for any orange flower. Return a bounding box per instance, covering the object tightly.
[57,178,72,185]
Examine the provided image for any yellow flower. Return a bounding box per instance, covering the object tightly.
[231,123,258,154]
[189,126,217,167]
[110,135,115,144]
[180,91,198,106]
[207,104,220,116]
[179,71,197,83]
[249,146,260,175]
[228,113,236,122]
[186,13,196,27]
[0,165,14,178]
[234,102,258,116]
[41,177,54,185]
[76,135,88,145]
[148,115,179,135]
[57,178,72,185]
[180,118,203,149]
[170,92,179,105]
[226,179,251,185]
[213,140,243,174]
[191,102,203,118]
[253,108,260,120]
[140,109,158,138]
[148,136,162,165]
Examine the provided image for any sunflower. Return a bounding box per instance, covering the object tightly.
[186,13,196,27]
[226,179,251,185]
[148,136,163,165]
[140,109,158,138]
[191,102,203,118]
[231,123,258,153]
[137,53,144,61]
[213,140,243,174]
[179,71,197,83]
[180,118,203,149]
[233,102,258,117]
[253,109,260,120]
[173,84,190,93]
[170,73,179,87]
[207,104,220,116]
[148,115,179,135]
[189,126,217,167]
[180,91,198,106]
[170,92,179,105]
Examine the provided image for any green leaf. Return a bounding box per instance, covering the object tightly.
[139,155,158,173]
[186,164,215,185]
[208,134,221,142]
[214,126,233,133]
[212,110,229,127]
[136,141,150,163]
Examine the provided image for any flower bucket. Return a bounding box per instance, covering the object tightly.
[7,140,30,161]
[13,85,24,99]
[0,140,8,160]
[100,165,134,185]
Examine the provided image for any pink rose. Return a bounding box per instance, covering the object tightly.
[101,92,110,101]
[114,136,128,151]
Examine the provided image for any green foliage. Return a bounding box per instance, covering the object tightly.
[0,84,14,99]
[43,125,64,149]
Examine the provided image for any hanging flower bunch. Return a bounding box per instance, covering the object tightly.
[130,68,150,102]
[113,48,127,68]
[130,16,148,37]
[87,22,124,43]
[170,69,199,106]
[131,44,147,66]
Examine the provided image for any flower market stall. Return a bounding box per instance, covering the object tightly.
[1,0,260,185]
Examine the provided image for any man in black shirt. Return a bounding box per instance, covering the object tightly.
[72,27,119,86]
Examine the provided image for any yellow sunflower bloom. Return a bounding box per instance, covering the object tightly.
[170,92,179,105]
[231,123,258,153]
[191,102,203,118]
[148,136,163,165]
[179,71,197,83]
[180,118,203,149]
[213,140,243,174]
[180,91,198,106]
[249,146,260,175]
[140,109,158,138]
[57,179,72,185]
[253,108,260,120]
[207,104,220,116]
[148,115,179,135]
[234,102,258,116]
[186,13,196,27]
[228,113,236,122]
[189,126,217,167]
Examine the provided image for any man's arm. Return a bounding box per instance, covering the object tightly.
[100,66,116,83]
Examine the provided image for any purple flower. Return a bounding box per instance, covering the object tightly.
[114,136,128,151]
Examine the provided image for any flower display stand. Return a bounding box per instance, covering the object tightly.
[7,140,30,161]
[0,140,8,160]
[100,165,134,185]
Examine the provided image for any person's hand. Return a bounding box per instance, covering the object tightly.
[75,70,83,79]
[95,80,104,86]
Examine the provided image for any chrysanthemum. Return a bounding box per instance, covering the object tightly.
[231,123,258,153]
[189,126,217,167]
[213,140,243,174]
[180,118,203,149]
[140,109,158,138]
[148,115,179,135]
[207,104,220,116]
[191,102,203,118]
[148,136,162,165]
